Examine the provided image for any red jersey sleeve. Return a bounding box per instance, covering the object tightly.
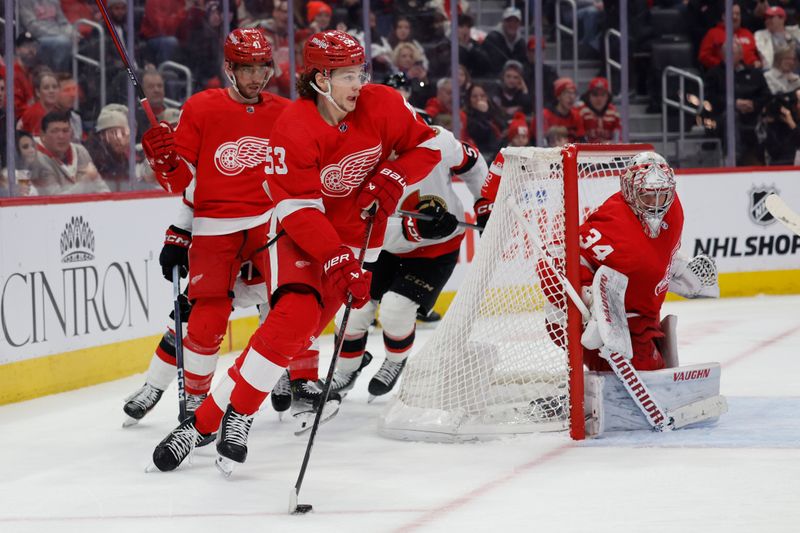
[174,98,202,166]
[373,86,441,185]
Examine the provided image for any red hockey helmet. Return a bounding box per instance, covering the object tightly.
[224,28,273,65]
[303,30,365,73]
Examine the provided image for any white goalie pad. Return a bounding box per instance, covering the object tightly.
[585,362,728,436]
[670,253,720,299]
[590,266,633,359]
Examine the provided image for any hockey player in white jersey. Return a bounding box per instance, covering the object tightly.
[329,125,488,399]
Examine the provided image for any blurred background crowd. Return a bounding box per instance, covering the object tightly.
[2,0,800,197]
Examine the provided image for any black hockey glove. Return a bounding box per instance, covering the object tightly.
[474,197,493,232]
[402,205,459,242]
[159,225,191,281]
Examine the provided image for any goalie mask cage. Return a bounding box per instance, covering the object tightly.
[378,143,653,442]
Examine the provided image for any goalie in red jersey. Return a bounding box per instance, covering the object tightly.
[477,151,718,373]
[151,30,440,475]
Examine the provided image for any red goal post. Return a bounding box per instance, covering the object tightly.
[378,143,654,443]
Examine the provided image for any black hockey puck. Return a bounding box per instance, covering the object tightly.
[292,504,313,515]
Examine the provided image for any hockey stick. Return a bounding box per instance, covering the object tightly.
[765,194,800,237]
[397,210,482,231]
[251,229,286,256]
[289,216,375,515]
[506,196,678,431]
[172,265,187,421]
[94,0,158,127]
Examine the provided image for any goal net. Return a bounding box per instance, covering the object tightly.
[378,144,652,442]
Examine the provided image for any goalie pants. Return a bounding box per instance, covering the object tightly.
[584,315,666,372]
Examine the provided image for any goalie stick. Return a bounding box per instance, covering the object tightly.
[289,213,375,515]
[506,196,724,432]
[765,194,800,237]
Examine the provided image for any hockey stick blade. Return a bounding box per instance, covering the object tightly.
[668,395,728,430]
[765,194,800,237]
[289,488,313,515]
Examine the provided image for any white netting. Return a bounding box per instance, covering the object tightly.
[378,146,643,442]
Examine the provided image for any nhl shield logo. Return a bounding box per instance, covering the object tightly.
[749,186,779,226]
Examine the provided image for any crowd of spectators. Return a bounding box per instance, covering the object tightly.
[3,0,800,198]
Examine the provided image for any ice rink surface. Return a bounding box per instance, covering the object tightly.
[1,295,799,533]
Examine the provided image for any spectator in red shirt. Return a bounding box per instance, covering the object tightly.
[140,0,187,65]
[578,77,621,143]
[425,78,468,139]
[698,3,760,70]
[540,77,585,143]
[12,33,39,118]
[18,70,60,136]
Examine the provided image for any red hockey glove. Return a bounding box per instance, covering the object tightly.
[474,197,493,231]
[402,204,459,242]
[356,162,407,224]
[142,121,180,174]
[323,247,373,309]
[159,225,191,281]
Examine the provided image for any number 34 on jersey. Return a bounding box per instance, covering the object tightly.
[580,228,614,261]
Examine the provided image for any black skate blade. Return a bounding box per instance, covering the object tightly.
[289,489,313,515]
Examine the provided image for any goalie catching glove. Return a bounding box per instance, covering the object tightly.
[356,162,407,224]
[159,225,191,281]
[669,253,719,298]
[323,247,372,309]
[402,204,459,242]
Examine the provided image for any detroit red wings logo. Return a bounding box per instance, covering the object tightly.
[214,136,271,176]
[320,143,382,197]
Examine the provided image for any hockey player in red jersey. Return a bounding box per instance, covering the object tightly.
[140,28,289,432]
[151,30,440,474]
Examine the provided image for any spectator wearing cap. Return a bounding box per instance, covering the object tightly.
[492,60,532,121]
[307,1,333,33]
[507,112,531,147]
[28,110,110,196]
[540,77,585,143]
[698,3,760,70]
[18,70,60,137]
[522,36,559,107]
[86,105,132,191]
[18,0,76,73]
[578,77,621,143]
[457,14,492,78]
[481,7,528,75]
[11,33,40,118]
[755,6,800,69]
[764,46,800,94]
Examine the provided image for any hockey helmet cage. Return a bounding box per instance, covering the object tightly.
[620,152,676,238]
[225,28,273,65]
[304,30,365,73]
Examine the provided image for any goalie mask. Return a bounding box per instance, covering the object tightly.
[224,28,274,103]
[620,152,676,238]
[304,30,369,113]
